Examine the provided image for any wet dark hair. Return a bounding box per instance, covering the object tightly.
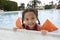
[22,8,40,28]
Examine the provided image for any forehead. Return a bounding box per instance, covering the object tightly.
[24,12,36,17]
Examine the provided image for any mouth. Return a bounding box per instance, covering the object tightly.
[28,23,35,27]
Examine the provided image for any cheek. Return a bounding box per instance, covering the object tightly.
[32,21,36,24]
[24,21,29,25]
[32,19,37,23]
[32,20,37,25]
[24,19,37,25]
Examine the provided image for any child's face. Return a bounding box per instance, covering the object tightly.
[24,12,37,28]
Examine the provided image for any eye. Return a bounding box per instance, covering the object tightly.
[26,18,29,21]
[32,17,34,20]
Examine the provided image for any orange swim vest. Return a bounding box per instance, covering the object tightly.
[16,18,58,32]
[40,19,58,32]
[16,17,23,29]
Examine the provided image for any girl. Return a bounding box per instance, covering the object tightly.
[22,8,40,30]
[13,8,48,35]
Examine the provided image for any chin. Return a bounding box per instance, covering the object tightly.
[29,25,34,27]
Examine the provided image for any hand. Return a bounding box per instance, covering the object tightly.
[13,28,17,32]
[41,30,48,36]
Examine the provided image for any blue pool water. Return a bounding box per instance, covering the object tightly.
[0,9,60,33]
[0,11,19,28]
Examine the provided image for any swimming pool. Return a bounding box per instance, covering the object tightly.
[0,9,60,33]
[0,11,19,29]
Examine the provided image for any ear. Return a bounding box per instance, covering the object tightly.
[16,17,23,29]
[23,21,25,24]
[36,20,38,24]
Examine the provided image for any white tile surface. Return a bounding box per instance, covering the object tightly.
[0,29,60,40]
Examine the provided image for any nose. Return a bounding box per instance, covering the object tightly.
[29,20,32,23]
